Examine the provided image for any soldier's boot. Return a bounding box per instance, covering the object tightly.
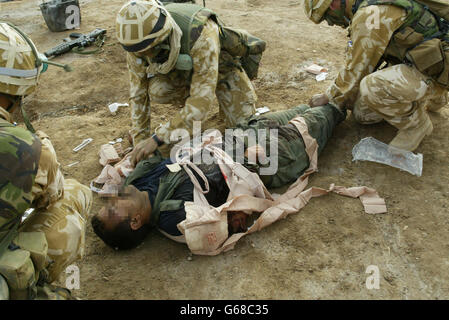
[389,113,433,152]
[0,274,9,300]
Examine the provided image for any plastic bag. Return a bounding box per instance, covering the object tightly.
[352,137,423,176]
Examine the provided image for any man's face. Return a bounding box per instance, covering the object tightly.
[97,198,135,231]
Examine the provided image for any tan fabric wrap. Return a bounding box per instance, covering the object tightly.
[177,117,387,255]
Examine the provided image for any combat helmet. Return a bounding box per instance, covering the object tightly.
[0,22,43,97]
[116,0,174,53]
[303,0,334,24]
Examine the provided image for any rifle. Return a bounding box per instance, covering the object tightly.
[44,28,106,58]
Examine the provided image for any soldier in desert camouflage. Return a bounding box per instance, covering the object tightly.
[304,0,449,151]
[0,22,92,299]
[116,0,262,166]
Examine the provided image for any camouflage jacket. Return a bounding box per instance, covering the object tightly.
[0,117,41,252]
[127,5,221,145]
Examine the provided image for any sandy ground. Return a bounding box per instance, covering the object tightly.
[2,0,449,300]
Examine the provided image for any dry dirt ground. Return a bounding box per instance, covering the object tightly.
[2,0,449,300]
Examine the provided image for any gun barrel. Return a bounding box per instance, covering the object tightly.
[44,42,74,57]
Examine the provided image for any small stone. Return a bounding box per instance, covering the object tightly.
[187,256,193,261]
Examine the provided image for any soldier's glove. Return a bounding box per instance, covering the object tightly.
[130,136,160,167]
[309,93,329,107]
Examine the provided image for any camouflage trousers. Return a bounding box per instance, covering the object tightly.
[353,64,448,129]
[20,134,92,283]
[148,52,257,128]
[21,179,92,283]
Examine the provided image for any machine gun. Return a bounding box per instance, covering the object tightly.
[44,28,106,58]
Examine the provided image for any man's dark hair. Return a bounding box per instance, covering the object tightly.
[91,214,150,250]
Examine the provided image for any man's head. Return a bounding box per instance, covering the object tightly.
[92,185,151,250]
[116,0,174,54]
[303,0,353,27]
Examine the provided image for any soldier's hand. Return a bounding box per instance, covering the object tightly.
[130,137,158,167]
[309,93,329,107]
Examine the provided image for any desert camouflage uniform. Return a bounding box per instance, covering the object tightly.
[127,19,257,145]
[326,3,448,130]
[0,108,92,284]
[19,131,92,283]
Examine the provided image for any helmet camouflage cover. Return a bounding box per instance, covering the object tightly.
[0,23,41,97]
[116,0,174,52]
[303,0,334,24]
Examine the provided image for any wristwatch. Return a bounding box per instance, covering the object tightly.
[151,133,164,147]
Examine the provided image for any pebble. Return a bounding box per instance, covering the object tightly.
[187,256,193,261]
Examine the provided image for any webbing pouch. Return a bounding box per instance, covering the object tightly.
[0,248,36,299]
[406,38,445,77]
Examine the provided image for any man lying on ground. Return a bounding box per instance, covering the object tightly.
[91,104,346,250]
